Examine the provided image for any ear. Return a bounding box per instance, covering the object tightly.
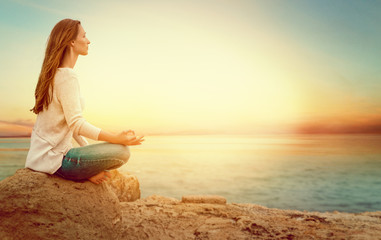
[70,40,75,47]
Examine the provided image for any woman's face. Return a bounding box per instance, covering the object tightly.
[73,24,90,55]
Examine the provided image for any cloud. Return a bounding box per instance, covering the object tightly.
[0,120,33,137]
[295,117,381,134]
[10,0,74,16]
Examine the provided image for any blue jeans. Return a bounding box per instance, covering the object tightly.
[54,142,130,181]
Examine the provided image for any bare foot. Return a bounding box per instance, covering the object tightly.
[104,170,112,178]
[88,171,110,184]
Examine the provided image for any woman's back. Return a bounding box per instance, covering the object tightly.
[26,68,100,174]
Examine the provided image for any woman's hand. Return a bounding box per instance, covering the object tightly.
[117,130,144,146]
[98,129,145,146]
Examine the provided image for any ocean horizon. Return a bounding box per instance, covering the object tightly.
[1,134,381,213]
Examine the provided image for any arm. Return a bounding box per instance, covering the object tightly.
[73,133,89,146]
[56,70,143,146]
[56,71,101,141]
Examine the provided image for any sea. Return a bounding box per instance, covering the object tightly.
[1,134,381,213]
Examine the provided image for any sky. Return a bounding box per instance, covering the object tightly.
[0,0,380,136]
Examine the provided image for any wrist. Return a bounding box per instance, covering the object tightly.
[99,130,119,144]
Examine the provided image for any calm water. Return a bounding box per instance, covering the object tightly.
[1,134,381,213]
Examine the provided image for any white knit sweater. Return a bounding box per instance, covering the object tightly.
[25,68,101,174]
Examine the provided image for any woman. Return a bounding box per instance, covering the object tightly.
[25,19,144,184]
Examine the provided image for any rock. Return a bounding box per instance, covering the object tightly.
[181,195,227,204]
[2,169,381,239]
[107,169,140,202]
[120,196,381,240]
[145,194,180,205]
[0,168,140,240]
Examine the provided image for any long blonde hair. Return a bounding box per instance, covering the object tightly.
[31,19,81,114]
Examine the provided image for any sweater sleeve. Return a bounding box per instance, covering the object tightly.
[55,71,101,141]
[73,132,89,146]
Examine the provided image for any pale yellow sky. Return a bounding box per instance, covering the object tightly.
[1,0,380,135]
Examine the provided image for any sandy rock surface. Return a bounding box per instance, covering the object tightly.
[182,195,227,204]
[1,169,381,240]
[0,168,139,240]
[121,195,381,240]
[107,169,141,202]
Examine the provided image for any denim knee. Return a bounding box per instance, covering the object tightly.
[118,145,130,164]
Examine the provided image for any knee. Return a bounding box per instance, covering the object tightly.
[119,145,130,164]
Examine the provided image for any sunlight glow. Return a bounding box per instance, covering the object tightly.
[0,0,380,135]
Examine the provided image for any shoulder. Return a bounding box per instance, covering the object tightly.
[55,68,79,85]
[56,68,78,78]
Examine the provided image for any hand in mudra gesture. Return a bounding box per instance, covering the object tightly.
[118,130,144,146]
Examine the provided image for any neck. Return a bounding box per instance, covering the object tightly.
[59,49,78,69]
